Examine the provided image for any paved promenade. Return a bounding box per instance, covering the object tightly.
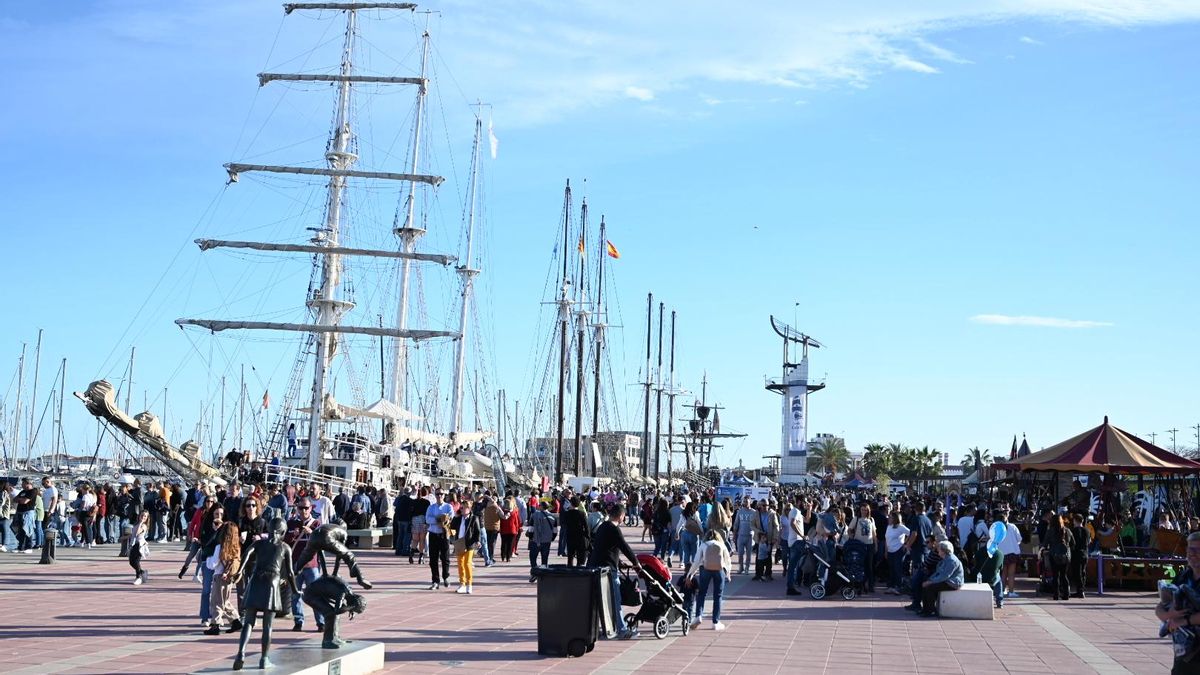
[0,529,1171,674]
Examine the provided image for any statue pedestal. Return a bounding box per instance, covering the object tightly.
[195,639,384,675]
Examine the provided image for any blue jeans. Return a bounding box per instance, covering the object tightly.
[608,568,629,637]
[0,517,11,548]
[735,534,753,573]
[788,540,809,590]
[200,565,215,622]
[680,532,699,568]
[480,531,494,564]
[696,568,726,624]
[887,550,906,589]
[529,541,550,574]
[18,511,35,550]
[107,515,121,543]
[654,530,671,558]
[292,567,324,626]
[910,566,926,605]
[394,520,412,555]
[33,518,44,547]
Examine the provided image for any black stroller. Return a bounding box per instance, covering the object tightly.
[808,539,864,600]
[620,553,692,639]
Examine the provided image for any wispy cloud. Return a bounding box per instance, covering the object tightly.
[624,86,655,101]
[1019,36,1045,45]
[970,314,1114,329]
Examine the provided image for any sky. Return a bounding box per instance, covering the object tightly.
[1,0,1199,470]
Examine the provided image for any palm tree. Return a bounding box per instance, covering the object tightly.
[862,443,889,477]
[961,446,991,473]
[808,437,850,475]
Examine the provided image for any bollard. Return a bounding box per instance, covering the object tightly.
[39,528,57,564]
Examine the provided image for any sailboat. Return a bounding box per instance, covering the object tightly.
[80,3,498,491]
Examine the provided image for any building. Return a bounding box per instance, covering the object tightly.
[526,431,641,477]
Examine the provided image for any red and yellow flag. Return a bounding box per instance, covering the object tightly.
[605,240,620,259]
[262,391,270,410]
[577,235,585,256]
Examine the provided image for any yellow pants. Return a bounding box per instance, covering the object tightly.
[457,549,474,585]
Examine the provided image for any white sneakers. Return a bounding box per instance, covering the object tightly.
[429,582,440,590]
[0,545,7,552]
[133,575,144,586]
[467,585,473,594]
[690,619,702,629]
[713,622,727,631]
[456,585,468,594]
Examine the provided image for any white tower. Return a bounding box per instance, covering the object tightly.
[766,317,824,483]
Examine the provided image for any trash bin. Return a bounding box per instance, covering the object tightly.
[532,565,607,657]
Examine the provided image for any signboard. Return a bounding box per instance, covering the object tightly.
[715,485,774,504]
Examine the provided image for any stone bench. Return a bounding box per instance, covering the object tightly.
[938,582,994,620]
[345,527,393,550]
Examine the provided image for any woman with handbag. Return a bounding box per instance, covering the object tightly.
[128,510,151,585]
[499,496,521,562]
[77,484,98,549]
[205,522,242,634]
[450,499,481,594]
[680,502,703,569]
[1046,512,1076,601]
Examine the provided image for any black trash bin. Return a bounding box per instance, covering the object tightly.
[532,565,608,657]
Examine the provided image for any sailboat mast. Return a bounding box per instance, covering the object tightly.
[641,293,651,479]
[653,302,664,481]
[27,328,42,465]
[13,344,25,470]
[390,20,432,409]
[666,311,676,481]
[554,182,572,484]
[572,199,588,476]
[307,7,359,471]
[239,364,246,454]
[590,217,605,439]
[449,114,483,437]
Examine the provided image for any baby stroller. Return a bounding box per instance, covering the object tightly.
[808,541,860,600]
[620,553,692,639]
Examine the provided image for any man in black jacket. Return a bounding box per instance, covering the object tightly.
[562,496,591,567]
[393,487,414,557]
[587,504,642,639]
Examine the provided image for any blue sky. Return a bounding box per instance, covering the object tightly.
[1,1,1198,467]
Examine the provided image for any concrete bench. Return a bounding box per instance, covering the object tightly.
[345,527,393,550]
[938,582,994,620]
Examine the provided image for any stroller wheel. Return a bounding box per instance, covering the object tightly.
[841,586,857,601]
[682,617,691,636]
[653,617,670,639]
[810,583,826,600]
[624,613,637,631]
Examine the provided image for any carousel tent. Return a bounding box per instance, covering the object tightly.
[993,416,1200,474]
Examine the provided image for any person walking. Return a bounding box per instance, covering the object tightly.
[409,486,431,565]
[687,529,731,631]
[205,521,242,634]
[679,502,703,570]
[1046,512,1076,601]
[587,503,642,640]
[1068,512,1091,598]
[561,496,591,568]
[425,488,453,590]
[128,510,151,585]
[14,478,38,553]
[481,497,502,567]
[393,487,414,557]
[526,501,558,582]
[0,481,12,552]
[731,497,755,575]
[450,499,481,594]
[847,502,877,593]
[77,484,98,549]
[884,511,910,594]
[499,495,521,562]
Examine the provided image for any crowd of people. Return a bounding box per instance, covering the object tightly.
[0,473,1180,644]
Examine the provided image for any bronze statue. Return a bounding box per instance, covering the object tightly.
[302,573,368,649]
[233,518,298,671]
[293,518,373,590]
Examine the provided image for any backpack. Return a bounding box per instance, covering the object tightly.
[702,541,724,571]
[1049,538,1071,566]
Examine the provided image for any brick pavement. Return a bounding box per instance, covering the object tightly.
[0,530,1173,674]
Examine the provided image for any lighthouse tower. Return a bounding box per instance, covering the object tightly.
[766,317,825,483]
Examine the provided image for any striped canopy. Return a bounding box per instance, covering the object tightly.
[994,417,1200,475]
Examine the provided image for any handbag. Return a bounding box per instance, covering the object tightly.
[453,538,467,556]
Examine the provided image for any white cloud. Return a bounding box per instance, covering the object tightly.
[624,86,655,101]
[969,314,1114,328]
[1019,35,1045,44]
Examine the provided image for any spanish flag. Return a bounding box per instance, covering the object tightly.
[605,240,620,259]
[262,391,270,410]
[577,235,585,256]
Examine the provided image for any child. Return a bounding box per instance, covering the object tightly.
[754,533,772,581]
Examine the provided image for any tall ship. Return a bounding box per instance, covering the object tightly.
[79,2,507,492]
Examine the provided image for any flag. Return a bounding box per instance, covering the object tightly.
[577,235,585,256]
[487,118,499,159]
[605,240,620,259]
[262,391,270,410]
[713,409,720,433]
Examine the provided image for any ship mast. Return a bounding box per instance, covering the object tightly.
[573,199,589,476]
[449,112,484,437]
[554,182,572,484]
[391,17,433,411]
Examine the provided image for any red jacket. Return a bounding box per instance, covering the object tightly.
[500,506,522,535]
